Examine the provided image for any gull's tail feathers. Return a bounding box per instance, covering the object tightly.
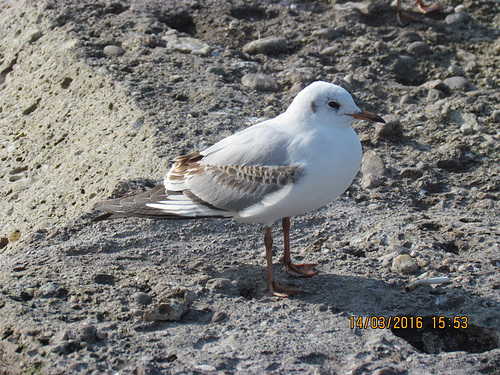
[92,184,231,222]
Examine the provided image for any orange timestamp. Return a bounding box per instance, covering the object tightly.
[349,316,469,330]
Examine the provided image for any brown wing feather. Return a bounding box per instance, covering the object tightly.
[92,183,227,221]
[93,151,303,221]
[166,152,303,212]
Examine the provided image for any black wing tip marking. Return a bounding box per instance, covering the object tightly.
[91,182,229,222]
[91,212,114,222]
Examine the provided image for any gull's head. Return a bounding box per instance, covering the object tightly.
[287,81,385,128]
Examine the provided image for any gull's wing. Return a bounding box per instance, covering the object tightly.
[163,151,302,213]
[162,119,304,213]
[200,119,293,166]
[92,182,234,220]
[94,119,304,220]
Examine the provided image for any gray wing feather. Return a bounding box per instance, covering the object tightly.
[184,163,302,212]
[164,120,303,212]
[201,118,292,166]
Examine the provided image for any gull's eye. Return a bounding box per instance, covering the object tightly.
[328,101,340,110]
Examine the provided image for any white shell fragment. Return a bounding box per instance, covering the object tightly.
[406,276,451,291]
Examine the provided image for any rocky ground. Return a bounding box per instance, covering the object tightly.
[0,0,499,373]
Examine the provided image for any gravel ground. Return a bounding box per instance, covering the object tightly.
[0,0,499,374]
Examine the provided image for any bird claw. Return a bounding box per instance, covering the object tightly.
[415,0,444,14]
[398,9,421,25]
[282,261,318,278]
[268,281,304,298]
[397,0,444,25]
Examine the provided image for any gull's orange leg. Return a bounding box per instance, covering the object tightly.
[281,217,317,278]
[265,226,303,297]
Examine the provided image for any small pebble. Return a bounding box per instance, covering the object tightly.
[290,82,305,94]
[320,46,338,55]
[392,254,418,275]
[421,79,447,91]
[93,274,115,285]
[445,11,469,25]
[458,264,469,272]
[490,109,500,123]
[400,168,423,179]
[11,177,33,192]
[311,28,340,40]
[169,75,183,83]
[360,173,381,189]
[408,41,431,56]
[416,162,428,170]
[395,55,417,69]
[427,88,445,102]
[242,37,287,55]
[241,73,279,92]
[133,292,152,305]
[442,258,454,266]
[37,283,63,298]
[9,230,21,242]
[448,65,464,76]
[103,45,124,57]
[443,76,472,91]
[475,199,495,209]
[460,122,474,134]
[195,365,216,372]
[24,99,41,115]
[361,150,385,178]
[143,288,195,321]
[0,237,8,249]
[457,49,476,61]
[374,115,403,140]
[166,36,210,55]
[27,29,43,43]
[206,66,224,76]
[68,295,79,303]
[206,278,235,293]
[317,304,328,312]
[373,366,407,375]
[399,94,415,105]
[212,311,228,323]
[465,60,477,72]
[398,31,423,43]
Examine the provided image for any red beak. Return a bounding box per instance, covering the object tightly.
[348,110,385,123]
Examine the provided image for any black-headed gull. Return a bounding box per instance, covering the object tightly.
[93,81,385,297]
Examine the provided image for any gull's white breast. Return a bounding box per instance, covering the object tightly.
[235,124,362,225]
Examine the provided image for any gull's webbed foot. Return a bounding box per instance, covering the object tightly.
[268,281,304,298]
[282,260,318,278]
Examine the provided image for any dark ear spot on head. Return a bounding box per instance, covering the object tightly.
[310,101,317,113]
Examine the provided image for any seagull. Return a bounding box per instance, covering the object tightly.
[92,81,385,297]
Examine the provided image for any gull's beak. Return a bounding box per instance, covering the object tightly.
[348,110,386,124]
